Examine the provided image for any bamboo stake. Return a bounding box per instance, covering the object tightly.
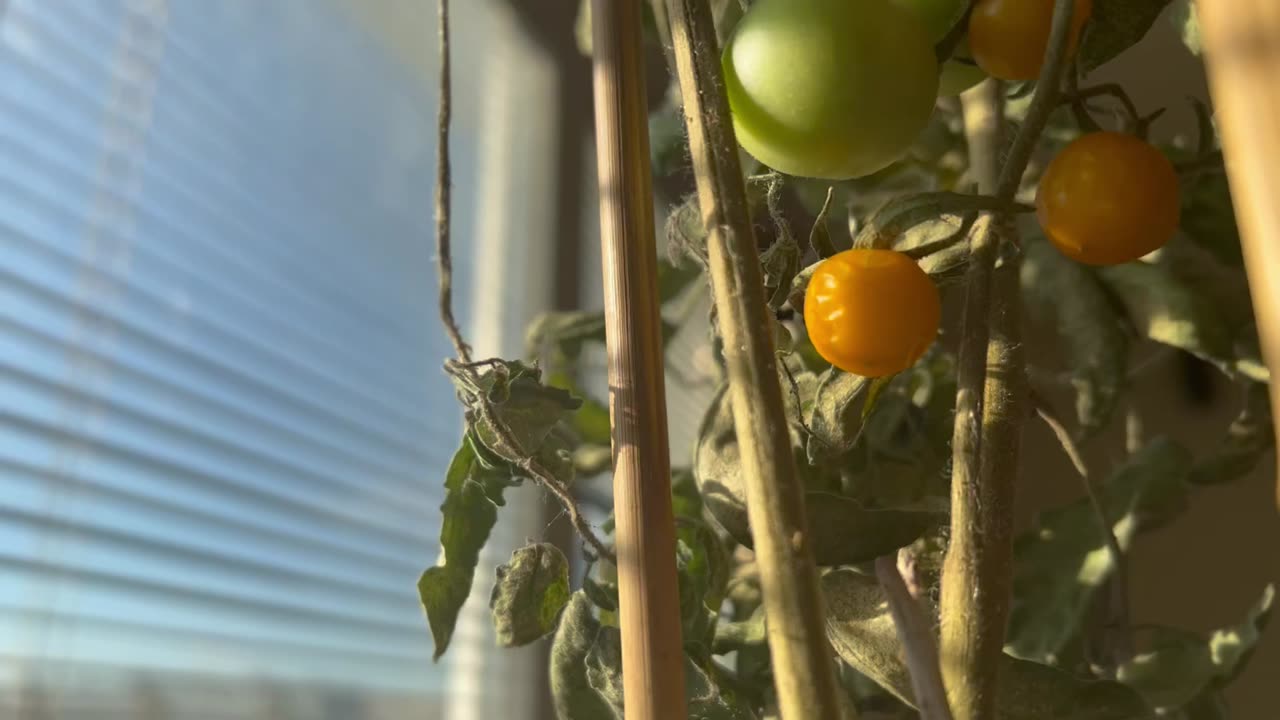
[589,1,688,718]
[1197,1,1280,511]
[665,2,845,719]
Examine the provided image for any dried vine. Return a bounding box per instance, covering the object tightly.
[433,0,614,564]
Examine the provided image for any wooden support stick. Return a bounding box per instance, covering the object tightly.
[589,1,688,718]
[1197,1,1280,510]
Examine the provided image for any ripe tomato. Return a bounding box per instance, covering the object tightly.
[723,0,939,180]
[804,249,942,377]
[969,0,1092,81]
[891,0,968,41]
[1036,132,1180,266]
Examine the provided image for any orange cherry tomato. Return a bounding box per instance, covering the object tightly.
[804,249,942,377]
[1036,132,1181,266]
[969,0,1092,81]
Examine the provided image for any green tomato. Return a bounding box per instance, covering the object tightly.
[891,0,968,41]
[723,0,940,180]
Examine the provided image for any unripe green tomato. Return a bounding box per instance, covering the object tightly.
[891,0,968,41]
[723,0,940,180]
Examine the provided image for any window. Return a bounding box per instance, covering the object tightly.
[0,0,507,716]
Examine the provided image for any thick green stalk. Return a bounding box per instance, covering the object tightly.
[940,2,1076,717]
[666,1,846,718]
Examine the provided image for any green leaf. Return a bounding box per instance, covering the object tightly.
[686,659,760,720]
[713,607,767,655]
[809,187,839,259]
[1008,439,1193,663]
[1021,235,1129,433]
[547,371,612,447]
[853,191,1024,250]
[695,384,939,566]
[1098,260,1238,378]
[454,362,583,461]
[418,437,519,660]
[1181,171,1242,267]
[822,570,1150,719]
[806,368,873,463]
[585,626,759,720]
[1190,384,1274,486]
[1078,0,1175,73]
[1117,584,1275,711]
[489,543,571,648]
[551,592,619,720]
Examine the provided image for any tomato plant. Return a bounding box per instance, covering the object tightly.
[424,2,1277,719]
[1037,131,1180,266]
[970,0,1093,81]
[722,0,939,179]
[804,249,941,377]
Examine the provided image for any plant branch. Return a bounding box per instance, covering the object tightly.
[996,0,1079,201]
[667,1,845,718]
[433,0,614,565]
[940,4,1076,718]
[1033,394,1131,661]
[876,554,954,720]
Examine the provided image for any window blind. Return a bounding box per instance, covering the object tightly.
[0,0,468,712]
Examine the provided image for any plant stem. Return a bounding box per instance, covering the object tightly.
[1034,396,1132,662]
[666,1,845,718]
[876,554,954,720]
[939,78,1009,720]
[432,0,614,566]
[940,3,1077,717]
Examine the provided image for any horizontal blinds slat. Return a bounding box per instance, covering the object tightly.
[0,15,435,396]
[12,0,423,335]
[0,410,429,569]
[0,314,436,492]
[0,506,418,629]
[0,455,424,586]
[0,253,438,468]
[0,362,434,541]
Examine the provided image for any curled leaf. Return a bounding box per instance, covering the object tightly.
[853,191,1025,250]
[822,570,1150,719]
[489,543,571,648]
[1021,235,1128,433]
[1078,0,1175,74]
[696,385,941,565]
[551,593,618,720]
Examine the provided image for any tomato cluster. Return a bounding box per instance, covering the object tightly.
[725,0,1181,375]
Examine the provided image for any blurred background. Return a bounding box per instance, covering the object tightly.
[0,1,1275,719]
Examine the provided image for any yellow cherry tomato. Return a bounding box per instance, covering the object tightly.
[1036,132,1181,266]
[804,249,942,377]
[969,0,1092,81]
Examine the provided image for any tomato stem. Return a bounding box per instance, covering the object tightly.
[940,2,1079,718]
[668,1,847,718]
